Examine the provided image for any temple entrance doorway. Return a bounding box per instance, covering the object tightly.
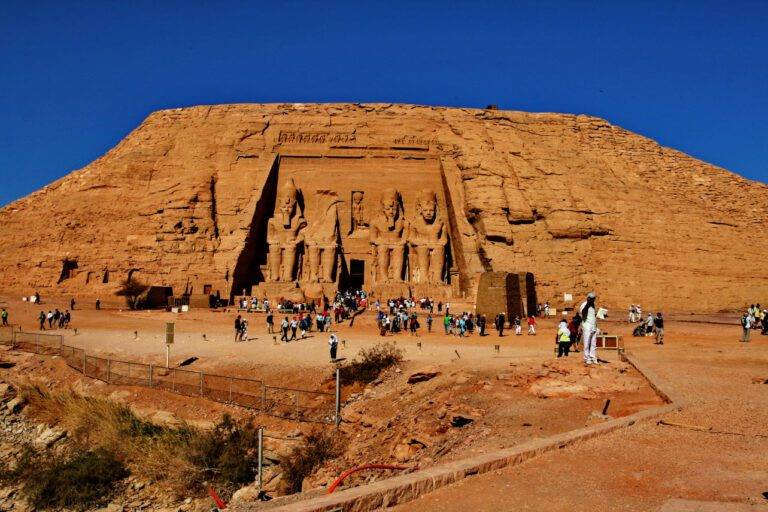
[350,259,365,290]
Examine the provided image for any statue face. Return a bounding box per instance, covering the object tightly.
[419,199,436,222]
[352,191,363,204]
[278,194,296,227]
[382,196,397,221]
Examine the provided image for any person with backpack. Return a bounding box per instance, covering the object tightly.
[328,333,339,361]
[580,292,599,365]
[1,308,8,327]
[556,318,572,357]
[234,315,242,341]
[568,313,582,352]
[39,311,46,330]
[266,311,274,334]
[495,312,506,336]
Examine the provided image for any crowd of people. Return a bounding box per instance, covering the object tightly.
[628,304,664,344]
[741,303,768,342]
[38,309,72,330]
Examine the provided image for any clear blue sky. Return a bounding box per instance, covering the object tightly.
[2,1,766,206]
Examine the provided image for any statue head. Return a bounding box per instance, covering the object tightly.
[277,179,299,227]
[352,191,364,205]
[380,188,400,229]
[416,190,438,223]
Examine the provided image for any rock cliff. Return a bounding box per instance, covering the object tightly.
[1,103,766,312]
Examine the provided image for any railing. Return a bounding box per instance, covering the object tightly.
[3,331,339,424]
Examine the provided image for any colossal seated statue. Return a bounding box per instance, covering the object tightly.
[409,189,448,284]
[370,188,407,283]
[266,179,306,282]
[304,191,340,283]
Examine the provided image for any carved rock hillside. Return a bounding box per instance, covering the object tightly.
[1,103,766,313]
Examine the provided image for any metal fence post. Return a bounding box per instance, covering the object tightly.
[82,351,87,376]
[149,364,153,388]
[228,377,233,403]
[295,393,299,419]
[107,359,111,384]
[335,368,341,426]
[199,372,204,396]
[257,427,264,490]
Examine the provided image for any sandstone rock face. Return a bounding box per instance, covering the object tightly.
[1,103,766,312]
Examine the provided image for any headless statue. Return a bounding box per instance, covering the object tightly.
[305,191,340,283]
[267,179,306,282]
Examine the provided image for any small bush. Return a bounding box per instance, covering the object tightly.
[279,429,343,494]
[115,277,149,310]
[336,342,404,385]
[5,447,127,510]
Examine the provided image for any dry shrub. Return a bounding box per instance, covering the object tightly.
[1,445,127,510]
[19,384,260,498]
[336,342,404,385]
[279,429,343,494]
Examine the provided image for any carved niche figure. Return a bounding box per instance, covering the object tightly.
[370,188,407,283]
[304,191,341,283]
[408,189,448,284]
[350,190,367,234]
[267,179,307,282]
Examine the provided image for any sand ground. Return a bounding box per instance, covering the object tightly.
[2,295,766,510]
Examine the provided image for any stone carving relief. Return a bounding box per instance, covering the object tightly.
[350,190,368,235]
[370,188,408,284]
[304,191,340,283]
[267,179,306,282]
[409,189,448,284]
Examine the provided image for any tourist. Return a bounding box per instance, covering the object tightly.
[70,298,76,310]
[316,311,324,332]
[234,315,242,341]
[64,310,71,328]
[557,318,571,357]
[280,317,289,341]
[1,308,8,326]
[443,313,451,334]
[513,315,522,335]
[544,302,550,317]
[290,317,298,340]
[46,310,53,328]
[266,310,274,334]
[38,311,46,330]
[35,292,41,304]
[495,312,505,336]
[645,313,655,337]
[324,312,332,332]
[95,298,101,310]
[741,312,752,342]
[426,313,433,333]
[437,301,443,313]
[59,310,67,328]
[580,292,599,365]
[458,315,466,337]
[478,314,487,336]
[568,313,582,352]
[527,314,537,335]
[409,313,419,336]
[240,319,249,341]
[329,332,339,361]
[654,312,664,345]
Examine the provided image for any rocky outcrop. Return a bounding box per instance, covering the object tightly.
[0,103,766,312]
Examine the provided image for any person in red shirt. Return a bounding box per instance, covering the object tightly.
[527,314,537,335]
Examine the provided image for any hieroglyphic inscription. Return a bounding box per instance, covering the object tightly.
[278,131,357,144]
[392,135,436,146]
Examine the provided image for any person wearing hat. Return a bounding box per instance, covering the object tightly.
[580,292,599,365]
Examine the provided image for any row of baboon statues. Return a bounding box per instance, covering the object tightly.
[266,180,448,285]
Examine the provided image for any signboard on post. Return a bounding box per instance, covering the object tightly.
[165,322,175,345]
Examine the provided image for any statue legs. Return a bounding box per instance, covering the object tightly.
[268,245,282,282]
[281,245,298,282]
[429,245,445,283]
[321,246,336,283]
[415,246,430,284]
[390,245,405,282]
[307,246,321,283]
[376,246,390,283]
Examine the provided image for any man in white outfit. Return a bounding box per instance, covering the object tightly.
[580,292,599,365]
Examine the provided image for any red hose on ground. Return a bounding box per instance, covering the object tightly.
[208,485,227,509]
[328,464,413,494]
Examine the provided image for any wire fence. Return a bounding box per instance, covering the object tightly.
[2,331,339,424]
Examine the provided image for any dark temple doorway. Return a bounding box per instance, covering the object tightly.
[349,259,365,290]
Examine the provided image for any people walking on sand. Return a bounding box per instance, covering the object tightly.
[495,312,505,336]
[1,308,8,326]
[35,292,40,304]
[646,313,655,337]
[654,312,665,345]
[240,319,249,341]
[478,314,487,336]
[580,292,599,365]
[70,298,76,310]
[544,302,550,317]
[443,313,451,334]
[280,317,289,341]
[426,313,433,333]
[329,332,339,361]
[266,310,274,334]
[234,315,243,341]
[39,311,46,330]
[557,318,572,357]
[46,310,54,329]
[527,314,537,335]
[290,317,298,340]
[513,315,522,335]
[568,313,582,353]
[96,298,101,310]
[741,312,752,342]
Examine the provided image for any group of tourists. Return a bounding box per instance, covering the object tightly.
[38,309,72,330]
[741,303,768,342]
[629,308,665,344]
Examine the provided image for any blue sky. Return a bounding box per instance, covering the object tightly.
[1,1,766,206]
